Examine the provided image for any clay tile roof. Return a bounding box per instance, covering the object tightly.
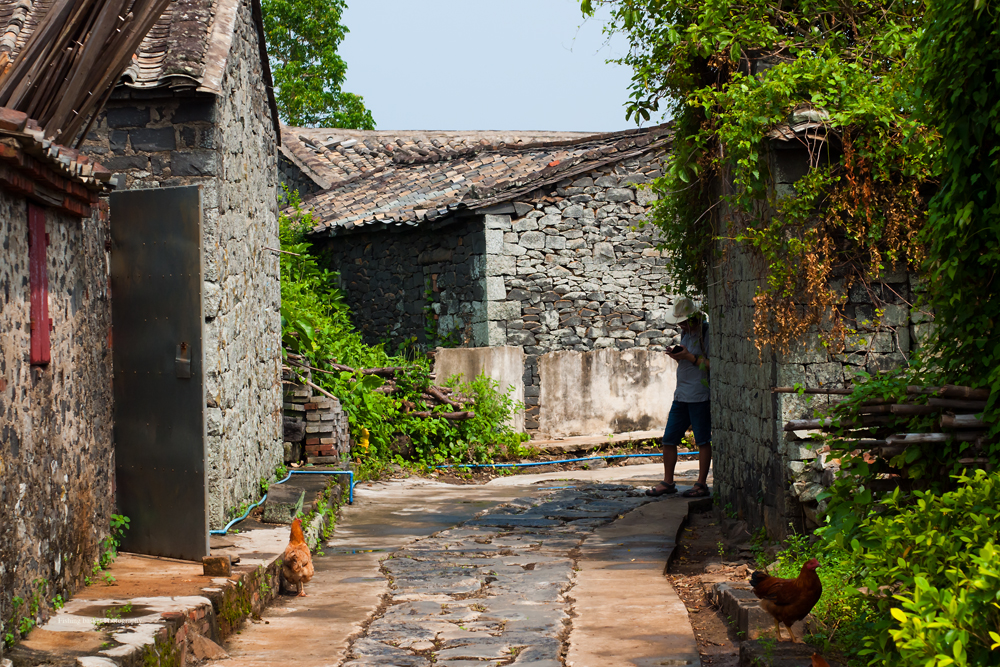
[282,125,673,238]
[0,0,271,96]
[0,107,113,191]
[0,0,280,143]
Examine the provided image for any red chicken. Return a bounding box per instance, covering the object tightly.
[749,558,822,643]
[282,518,315,597]
[812,654,831,667]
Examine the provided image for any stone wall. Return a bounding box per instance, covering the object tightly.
[317,151,692,436]
[0,195,114,640]
[477,155,685,432]
[206,0,283,528]
[708,143,922,538]
[81,0,282,529]
[317,217,485,350]
[278,152,322,201]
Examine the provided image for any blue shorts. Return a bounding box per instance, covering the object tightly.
[661,400,712,448]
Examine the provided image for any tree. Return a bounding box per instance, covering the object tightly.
[262,0,375,129]
[582,0,936,351]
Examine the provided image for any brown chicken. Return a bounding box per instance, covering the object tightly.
[811,654,831,667]
[749,558,822,643]
[281,518,314,596]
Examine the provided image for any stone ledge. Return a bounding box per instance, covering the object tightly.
[709,580,822,642]
[739,639,844,667]
[9,484,346,667]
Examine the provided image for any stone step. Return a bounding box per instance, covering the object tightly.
[262,483,305,524]
[709,579,821,642]
[739,639,844,667]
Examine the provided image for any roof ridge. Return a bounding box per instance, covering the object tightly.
[285,123,673,194]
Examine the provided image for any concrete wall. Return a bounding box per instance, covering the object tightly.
[708,142,921,538]
[317,217,485,351]
[81,0,282,529]
[538,348,676,437]
[0,194,114,638]
[433,346,525,432]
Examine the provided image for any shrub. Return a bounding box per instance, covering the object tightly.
[278,192,528,470]
[848,470,1000,666]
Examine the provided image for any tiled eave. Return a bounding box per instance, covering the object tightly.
[0,108,113,217]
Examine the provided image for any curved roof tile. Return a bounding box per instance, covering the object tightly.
[282,125,673,238]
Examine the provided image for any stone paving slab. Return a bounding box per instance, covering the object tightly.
[337,483,695,666]
[210,468,706,667]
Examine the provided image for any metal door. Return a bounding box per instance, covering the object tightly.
[110,185,208,560]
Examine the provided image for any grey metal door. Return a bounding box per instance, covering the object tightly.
[110,185,208,561]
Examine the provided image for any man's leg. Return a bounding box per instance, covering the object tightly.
[662,443,678,485]
[696,443,712,486]
[657,401,690,487]
[682,400,712,496]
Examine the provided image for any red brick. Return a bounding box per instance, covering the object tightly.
[0,108,28,132]
[305,445,338,456]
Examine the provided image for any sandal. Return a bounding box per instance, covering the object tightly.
[646,482,677,497]
[682,482,711,498]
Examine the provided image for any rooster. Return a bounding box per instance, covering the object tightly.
[281,518,314,596]
[812,654,831,667]
[749,558,822,643]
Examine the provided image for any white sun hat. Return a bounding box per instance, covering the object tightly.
[664,297,702,325]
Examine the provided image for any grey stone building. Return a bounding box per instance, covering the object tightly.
[73,0,284,529]
[707,120,923,538]
[281,126,688,437]
[0,113,115,646]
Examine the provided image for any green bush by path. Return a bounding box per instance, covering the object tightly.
[844,470,1000,667]
[278,193,529,473]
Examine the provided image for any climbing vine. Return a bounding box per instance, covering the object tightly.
[583,0,938,352]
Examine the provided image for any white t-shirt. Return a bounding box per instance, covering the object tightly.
[674,321,710,403]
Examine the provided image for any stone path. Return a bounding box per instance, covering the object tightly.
[213,463,703,667]
[344,484,650,666]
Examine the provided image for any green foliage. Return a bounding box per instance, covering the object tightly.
[279,193,528,469]
[913,0,1000,411]
[99,514,130,569]
[844,471,1000,666]
[262,0,374,128]
[408,373,533,465]
[584,0,935,351]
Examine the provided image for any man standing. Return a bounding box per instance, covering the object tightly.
[647,297,711,498]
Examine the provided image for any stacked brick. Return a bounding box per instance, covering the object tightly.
[282,369,352,465]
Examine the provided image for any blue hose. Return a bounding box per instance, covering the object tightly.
[434,451,700,470]
[209,469,354,536]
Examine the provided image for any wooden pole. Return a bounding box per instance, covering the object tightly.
[772,386,854,395]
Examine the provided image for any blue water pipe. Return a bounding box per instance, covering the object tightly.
[433,451,700,470]
[209,469,354,536]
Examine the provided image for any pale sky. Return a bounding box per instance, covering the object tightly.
[338,0,647,132]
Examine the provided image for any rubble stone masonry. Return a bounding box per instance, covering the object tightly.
[708,145,924,538]
[82,0,282,529]
[0,194,114,632]
[319,217,485,350]
[317,150,688,434]
[480,156,684,430]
